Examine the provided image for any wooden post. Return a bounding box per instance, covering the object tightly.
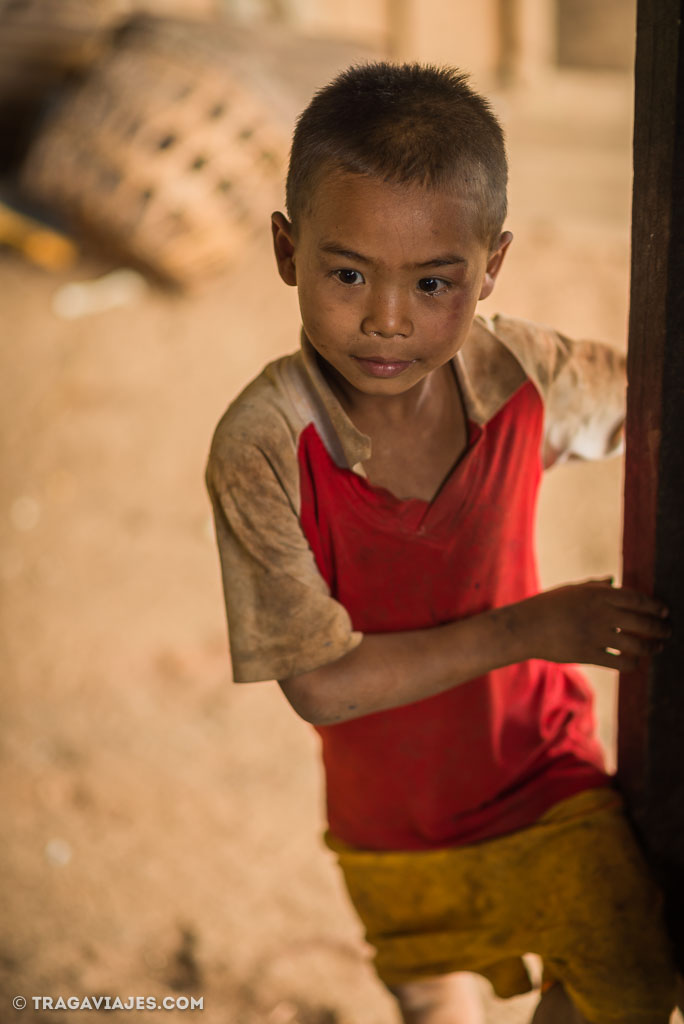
[618,0,684,973]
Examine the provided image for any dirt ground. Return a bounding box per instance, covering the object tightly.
[1,50,680,1024]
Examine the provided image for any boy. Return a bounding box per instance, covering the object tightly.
[206,64,676,1023]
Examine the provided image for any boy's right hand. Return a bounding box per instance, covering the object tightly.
[522,578,671,672]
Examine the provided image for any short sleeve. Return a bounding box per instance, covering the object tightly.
[206,434,362,683]
[489,315,626,468]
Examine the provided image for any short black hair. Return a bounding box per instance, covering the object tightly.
[286,62,508,247]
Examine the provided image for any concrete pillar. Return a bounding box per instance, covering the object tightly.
[387,0,500,85]
[512,0,557,81]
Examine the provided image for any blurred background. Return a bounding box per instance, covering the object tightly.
[2,1,670,1022]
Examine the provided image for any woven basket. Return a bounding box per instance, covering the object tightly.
[20,15,293,286]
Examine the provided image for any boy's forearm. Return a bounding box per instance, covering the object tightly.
[278,579,670,725]
[278,601,535,725]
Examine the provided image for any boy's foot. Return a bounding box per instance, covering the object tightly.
[390,972,485,1024]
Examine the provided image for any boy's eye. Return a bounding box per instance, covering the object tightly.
[418,277,448,295]
[333,269,364,285]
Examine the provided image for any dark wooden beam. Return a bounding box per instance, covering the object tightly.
[618,0,684,972]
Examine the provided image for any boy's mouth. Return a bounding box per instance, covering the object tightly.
[352,355,417,378]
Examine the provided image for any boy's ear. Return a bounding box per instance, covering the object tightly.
[479,230,513,301]
[271,212,297,286]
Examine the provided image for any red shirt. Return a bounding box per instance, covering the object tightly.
[300,380,608,850]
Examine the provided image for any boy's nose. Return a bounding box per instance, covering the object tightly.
[361,291,412,339]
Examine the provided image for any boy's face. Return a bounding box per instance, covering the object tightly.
[272,170,511,399]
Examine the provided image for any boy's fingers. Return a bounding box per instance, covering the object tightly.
[611,610,672,639]
[591,626,666,669]
[607,631,665,658]
[606,586,669,619]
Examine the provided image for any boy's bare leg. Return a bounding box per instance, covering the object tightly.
[530,982,591,1024]
[390,972,485,1024]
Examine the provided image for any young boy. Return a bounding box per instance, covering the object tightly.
[206,64,677,1023]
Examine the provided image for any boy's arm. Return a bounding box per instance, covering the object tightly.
[280,580,670,725]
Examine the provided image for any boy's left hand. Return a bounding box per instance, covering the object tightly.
[521,577,671,672]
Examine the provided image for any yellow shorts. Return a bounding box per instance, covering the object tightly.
[326,788,677,1024]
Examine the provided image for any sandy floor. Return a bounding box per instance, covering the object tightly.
[1,49,679,1024]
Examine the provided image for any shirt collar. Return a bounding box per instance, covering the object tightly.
[299,331,372,472]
